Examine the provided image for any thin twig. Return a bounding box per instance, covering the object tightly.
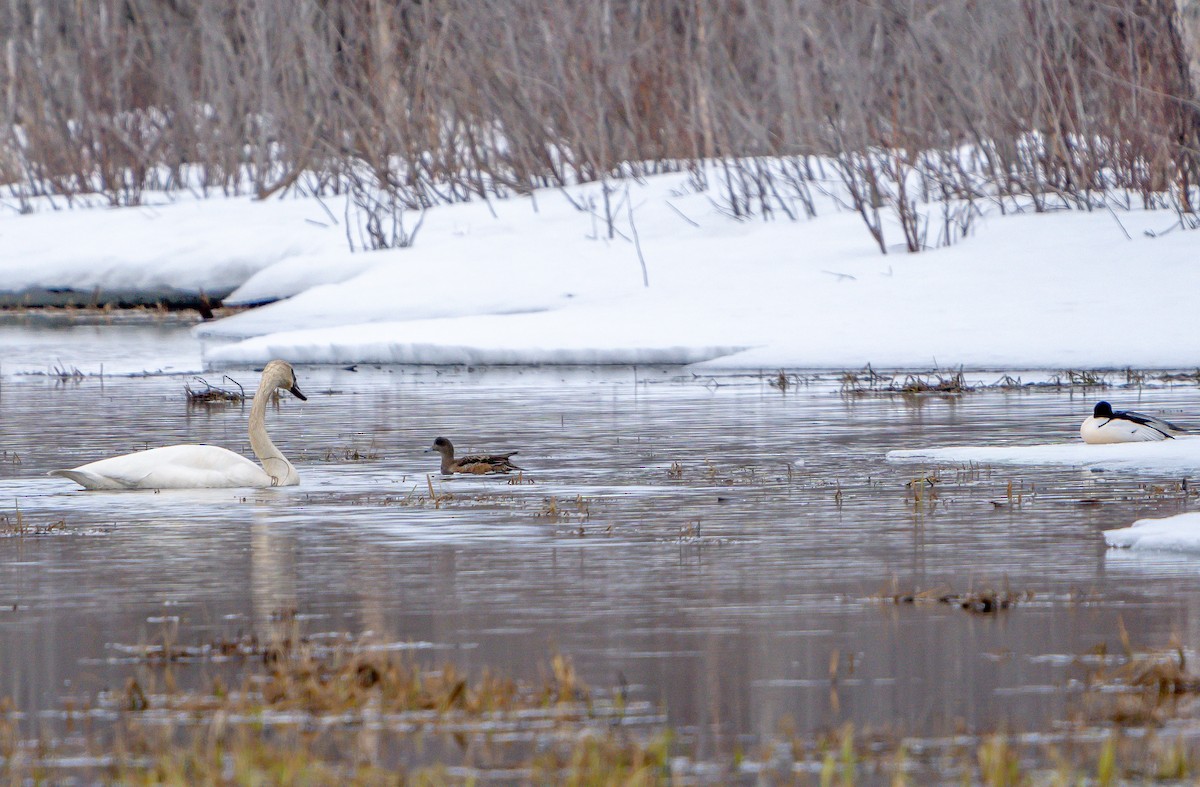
[665,200,700,228]
[626,185,649,287]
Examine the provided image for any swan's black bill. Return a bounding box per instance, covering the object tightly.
[289,384,307,401]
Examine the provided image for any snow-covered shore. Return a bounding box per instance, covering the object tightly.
[3,172,1198,368]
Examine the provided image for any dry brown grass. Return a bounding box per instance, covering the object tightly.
[0,501,67,537]
[3,621,671,784]
[13,619,1200,783]
[879,582,1033,615]
[1080,631,1200,727]
[839,365,974,396]
[316,445,382,462]
[183,375,245,405]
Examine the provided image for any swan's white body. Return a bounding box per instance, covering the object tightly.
[51,360,306,490]
[1080,401,1183,444]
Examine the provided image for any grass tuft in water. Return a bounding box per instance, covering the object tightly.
[767,369,811,392]
[878,581,1032,615]
[51,361,85,383]
[1056,369,1110,388]
[317,443,382,462]
[424,474,453,508]
[184,375,245,405]
[839,365,973,396]
[0,501,69,537]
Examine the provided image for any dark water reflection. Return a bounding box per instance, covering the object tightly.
[2,362,1200,755]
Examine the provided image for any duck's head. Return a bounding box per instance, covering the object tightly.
[428,436,454,456]
[264,359,307,401]
[1093,401,1113,418]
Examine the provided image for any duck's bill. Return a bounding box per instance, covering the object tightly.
[289,384,308,401]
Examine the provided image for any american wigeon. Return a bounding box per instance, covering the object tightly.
[428,436,523,475]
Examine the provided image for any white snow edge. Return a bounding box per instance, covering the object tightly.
[886,437,1200,475]
[1105,513,1200,553]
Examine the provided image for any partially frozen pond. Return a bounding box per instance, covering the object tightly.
[2,329,1200,758]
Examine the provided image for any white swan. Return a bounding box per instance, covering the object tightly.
[50,360,308,490]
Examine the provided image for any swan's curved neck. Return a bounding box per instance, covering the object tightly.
[249,373,297,486]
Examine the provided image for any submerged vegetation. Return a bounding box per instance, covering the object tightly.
[8,616,1200,783]
[830,365,1200,396]
[878,583,1034,614]
[1,619,675,783]
[0,2,1197,253]
[839,366,975,396]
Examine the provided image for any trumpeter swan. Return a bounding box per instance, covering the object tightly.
[50,360,308,490]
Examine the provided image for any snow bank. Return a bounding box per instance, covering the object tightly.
[1105,513,1200,552]
[203,314,746,366]
[887,437,1200,474]
[198,175,1200,368]
[5,167,1200,368]
[0,194,350,298]
[223,252,382,306]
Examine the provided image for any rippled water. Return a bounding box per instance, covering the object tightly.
[2,327,1200,760]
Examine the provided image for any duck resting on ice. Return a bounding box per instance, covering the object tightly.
[1080,401,1185,444]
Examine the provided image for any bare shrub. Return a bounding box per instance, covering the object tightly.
[0,0,1195,253]
[343,165,425,252]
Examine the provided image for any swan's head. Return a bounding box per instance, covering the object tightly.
[1093,401,1113,418]
[429,436,454,456]
[264,359,307,401]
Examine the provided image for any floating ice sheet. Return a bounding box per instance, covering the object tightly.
[1105,513,1200,553]
[887,437,1200,475]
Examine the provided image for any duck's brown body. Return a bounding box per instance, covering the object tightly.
[430,437,522,475]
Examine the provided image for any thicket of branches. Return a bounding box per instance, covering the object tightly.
[0,0,1198,252]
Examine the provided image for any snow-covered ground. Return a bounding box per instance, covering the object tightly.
[887,437,1200,475]
[1105,513,1200,553]
[2,169,1198,368]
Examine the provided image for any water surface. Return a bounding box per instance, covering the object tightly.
[1,336,1199,762]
